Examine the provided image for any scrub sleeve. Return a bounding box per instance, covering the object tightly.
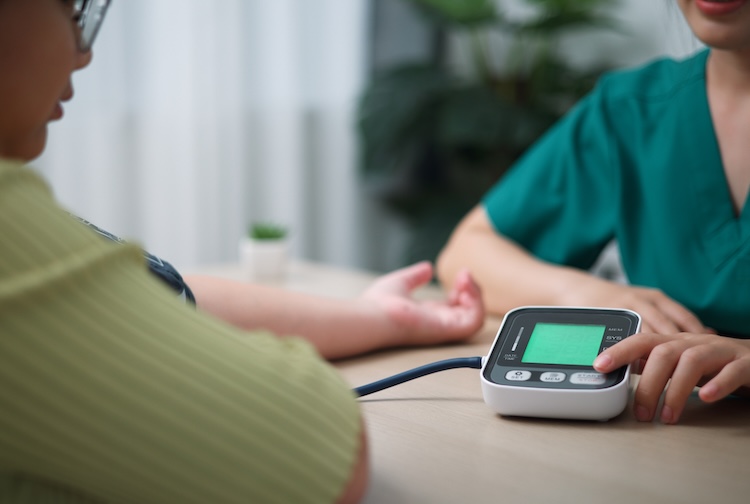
[481,50,750,336]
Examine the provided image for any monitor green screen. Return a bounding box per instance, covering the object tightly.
[521,323,606,366]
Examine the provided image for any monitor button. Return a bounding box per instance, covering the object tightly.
[505,370,532,382]
[570,372,606,385]
[540,372,567,383]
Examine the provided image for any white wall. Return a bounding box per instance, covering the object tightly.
[36,1,703,275]
[37,1,373,273]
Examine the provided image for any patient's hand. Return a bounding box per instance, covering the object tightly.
[359,262,484,346]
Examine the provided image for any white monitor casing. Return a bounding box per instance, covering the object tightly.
[480,306,641,421]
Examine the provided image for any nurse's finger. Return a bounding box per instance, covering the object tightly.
[632,339,689,421]
[653,296,707,334]
[632,301,681,335]
[699,359,750,403]
[639,321,655,335]
[632,357,647,375]
[659,345,730,423]
[594,333,663,373]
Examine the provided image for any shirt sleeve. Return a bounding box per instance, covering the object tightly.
[481,82,620,270]
[67,214,197,305]
[0,161,361,504]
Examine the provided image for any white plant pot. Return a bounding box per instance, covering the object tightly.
[239,238,289,283]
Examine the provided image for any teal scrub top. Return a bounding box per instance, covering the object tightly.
[482,49,750,338]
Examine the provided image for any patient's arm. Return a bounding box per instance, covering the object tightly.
[185,261,484,360]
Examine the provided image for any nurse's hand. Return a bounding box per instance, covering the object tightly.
[564,275,711,335]
[593,333,750,424]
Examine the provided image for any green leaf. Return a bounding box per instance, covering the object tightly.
[438,85,555,148]
[523,0,617,10]
[526,52,606,110]
[520,11,619,34]
[517,0,622,34]
[437,86,517,150]
[248,222,288,240]
[408,0,499,26]
[357,64,455,179]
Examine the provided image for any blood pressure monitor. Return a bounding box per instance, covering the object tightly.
[481,307,641,420]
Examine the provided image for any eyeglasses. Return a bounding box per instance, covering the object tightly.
[74,0,112,52]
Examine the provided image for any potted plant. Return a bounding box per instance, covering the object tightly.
[239,222,289,282]
[358,0,622,265]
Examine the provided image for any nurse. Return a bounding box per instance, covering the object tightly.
[437,0,750,424]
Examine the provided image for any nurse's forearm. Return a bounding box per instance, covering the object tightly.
[436,206,587,315]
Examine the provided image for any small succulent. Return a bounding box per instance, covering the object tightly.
[248,222,288,240]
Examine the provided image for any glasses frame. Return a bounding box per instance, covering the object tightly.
[74,0,112,52]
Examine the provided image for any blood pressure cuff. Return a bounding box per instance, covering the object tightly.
[71,215,196,306]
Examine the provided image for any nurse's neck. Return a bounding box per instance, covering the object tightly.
[707,49,750,97]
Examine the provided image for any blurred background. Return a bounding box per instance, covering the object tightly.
[35,0,701,275]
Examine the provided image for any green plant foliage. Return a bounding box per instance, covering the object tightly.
[411,0,498,26]
[358,0,622,266]
[524,0,614,10]
[359,65,455,183]
[518,2,623,36]
[436,86,552,154]
[248,222,288,240]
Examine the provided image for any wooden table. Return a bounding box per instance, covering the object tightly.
[195,261,750,504]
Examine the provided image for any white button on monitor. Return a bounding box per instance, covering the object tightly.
[570,372,606,385]
[540,372,566,383]
[505,370,532,382]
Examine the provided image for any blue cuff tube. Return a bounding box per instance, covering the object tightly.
[353,357,483,397]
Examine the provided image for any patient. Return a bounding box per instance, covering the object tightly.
[0,1,482,502]
[437,0,750,424]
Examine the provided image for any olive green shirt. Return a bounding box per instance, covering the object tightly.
[0,160,361,503]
